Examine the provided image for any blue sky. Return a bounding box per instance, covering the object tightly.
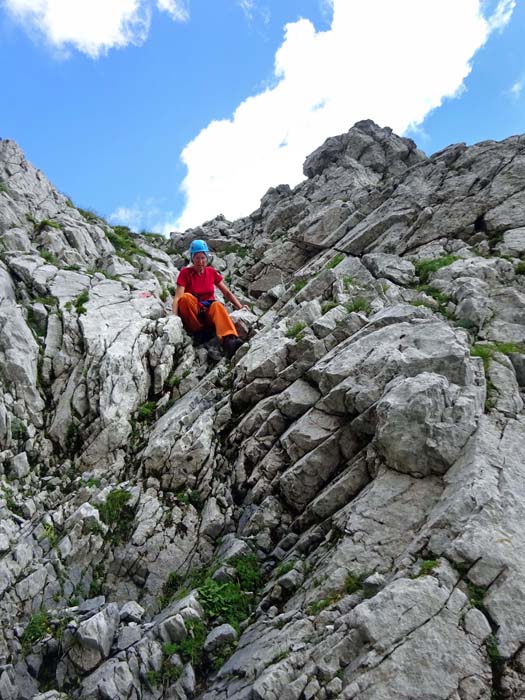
[1,0,523,234]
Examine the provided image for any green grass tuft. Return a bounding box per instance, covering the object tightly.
[137,401,157,422]
[326,253,345,269]
[321,301,337,315]
[107,225,144,261]
[471,342,525,372]
[346,297,371,314]
[21,610,51,652]
[414,255,461,283]
[418,559,439,576]
[286,322,307,339]
[40,250,59,265]
[292,279,307,293]
[98,489,134,542]
[74,290,89,315]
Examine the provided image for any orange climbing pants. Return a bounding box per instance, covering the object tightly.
[177,293,238,340]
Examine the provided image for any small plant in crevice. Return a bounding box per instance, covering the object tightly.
[146,643,184,688]
[64,422,82,456]
[197,578,252,630]
[34,295,57,307]
[42,522,58,548]
[159,571,181,608]
[326,253,345,269]
[470,342,525,375]
[212,640,238,670]
[222,243,249,258]
[136,401,157,423]
[171,618,207,667]
[107,225,144,262]
[292,279,307,293]
[78,207,104,224]
[97,489,134,542]
[321,301,337,315]
[486,634,505,700]
[89,563,105,597]
[346,297,371,314]
[20,610,51,653]
[345,572,366,595]
[414,255,461,284]
[40,250,59,266]
[343,275,357,290]
[414,285,454,318]
[486,635,503,664]
[515,261,525,276]
[27,214,62,234]
[11,417,29,443]
[307,591,342,615]
[2,485,23,517]
[271,650,289,664]
[467,582,487,610]
[286,322,307,340]
[74,291,89,315]
[275,560,297,577]
[416,559,439,577]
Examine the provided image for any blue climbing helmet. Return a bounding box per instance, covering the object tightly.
[189,239,209,261]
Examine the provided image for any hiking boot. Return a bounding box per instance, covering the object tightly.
[223,335,243,359]
[193,328,215,344]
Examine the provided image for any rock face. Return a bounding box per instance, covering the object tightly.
[1,120,525,699]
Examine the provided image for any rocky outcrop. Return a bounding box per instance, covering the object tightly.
[1,120,525,699]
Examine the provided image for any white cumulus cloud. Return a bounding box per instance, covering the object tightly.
[509,78,524,99]
[174,0,515,230]
[3,0,188,57]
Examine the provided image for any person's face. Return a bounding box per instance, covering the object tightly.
[192,252,207,272]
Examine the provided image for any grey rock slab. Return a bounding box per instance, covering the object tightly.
[120,601,145,623]
[509,351,525,386]
[204,624,238,653]
[362,253,416,285]
[432,256,514,286]
[302,449,370,523]
[375,372,484,477]
[0,265,15,302]
[116,624,142,650]
[141,386,216,486]
[463,608,491,642]
[0,300,45,426]
[301,467,443,604]
[343,601,490,699]
[311,319,475,416]
[9,451,30,479]
[350,576,450,651]
[495,226,525,256]
[275,379,320,419]
[279,433,341,512]
[201,496,225,539]
[280,409,343,462]
[487,352,523,417]
[79,658,137,700]
[159,614,187,643]
[423,416,525,657]
[234,328,291,385]
[76,603,120,658]
[312,305,348,338]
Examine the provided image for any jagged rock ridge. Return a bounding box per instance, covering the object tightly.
[1,119,525,699]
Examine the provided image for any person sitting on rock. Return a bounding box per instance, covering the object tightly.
[172,239,246,358]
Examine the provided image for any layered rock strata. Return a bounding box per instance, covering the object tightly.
[1,120,525,699]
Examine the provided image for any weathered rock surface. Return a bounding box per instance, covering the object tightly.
[1,120,525,699]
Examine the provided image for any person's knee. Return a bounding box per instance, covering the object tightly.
[178,293,194,310]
